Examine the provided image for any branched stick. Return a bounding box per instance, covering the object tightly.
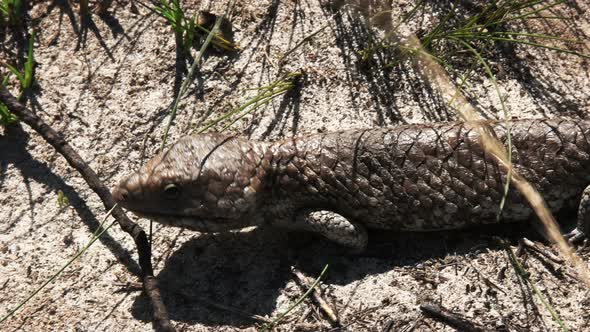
[0,86,175,332]
[292,267,340,327]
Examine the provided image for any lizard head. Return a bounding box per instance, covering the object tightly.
[112,133,267,232]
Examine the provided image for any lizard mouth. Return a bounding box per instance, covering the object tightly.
[125,209,241,233]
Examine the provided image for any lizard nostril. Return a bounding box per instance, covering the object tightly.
[113,188,129,203]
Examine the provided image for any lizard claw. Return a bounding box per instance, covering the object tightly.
[564,228,588,247]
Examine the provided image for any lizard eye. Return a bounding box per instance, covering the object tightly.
[163,183,180,199]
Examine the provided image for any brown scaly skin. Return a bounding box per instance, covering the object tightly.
[112,119,590,250]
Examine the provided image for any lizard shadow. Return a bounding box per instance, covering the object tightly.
[130,227,293,326]
[129,215,568,326]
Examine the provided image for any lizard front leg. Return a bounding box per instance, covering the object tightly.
[566,185,590,245]
[264,201,369,250]
[291,209,368,250]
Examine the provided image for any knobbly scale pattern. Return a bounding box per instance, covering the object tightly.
[114,118,590,249]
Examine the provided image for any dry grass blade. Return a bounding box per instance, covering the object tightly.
[356,0,590,285]
[396,33,590,285]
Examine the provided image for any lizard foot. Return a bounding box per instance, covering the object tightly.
[295,210,368,251]
[564,228,588,247]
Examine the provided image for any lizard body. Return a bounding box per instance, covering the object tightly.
[113,118,590,249]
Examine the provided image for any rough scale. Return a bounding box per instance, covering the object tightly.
[112,119,590,249]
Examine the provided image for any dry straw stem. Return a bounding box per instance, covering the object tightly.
[410,34,589,285]
[367,12,590,284]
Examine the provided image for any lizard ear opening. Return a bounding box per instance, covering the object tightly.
[163,183,181,200]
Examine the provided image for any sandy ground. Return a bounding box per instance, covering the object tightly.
[2,0,590,331]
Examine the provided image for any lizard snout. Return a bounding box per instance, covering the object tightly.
[112,186,129,204]
[112,173,144,207]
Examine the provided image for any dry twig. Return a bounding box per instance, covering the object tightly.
[420,303,489,332]
[0,87,175,332]
[292,267,340,327]
[517,238,564,263]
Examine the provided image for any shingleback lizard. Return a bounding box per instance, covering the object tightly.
[112,118,590,250]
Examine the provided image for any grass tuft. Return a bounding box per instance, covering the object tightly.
[419,0,589,60]
[362,0,589,69]
[363,0,590,286]
[5,31,35,100]
[148,0,239,53]
[1,31,34,125]
[196,72,302,134]
[0,74,17,125]
[0,0,22,28]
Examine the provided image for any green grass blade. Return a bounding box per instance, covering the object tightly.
[259,265,329,332]
[196,72,300,134]
[422,0,460,49]
[0,103,18,125]
[6,63,25,86]
[139,0,238,52]
[24,31,35,89]
[489,31,582,43]
[502,0,565,23]
[155,0,237,254]
[449,37,513,222]
[160,0,236,150]
[510,0,547,11]
[1,74,10,88]
[502,241,569,331]
[0,205,118,324]
[478,35,590,59]
[518,15,566,20]
[0,74,17,125]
